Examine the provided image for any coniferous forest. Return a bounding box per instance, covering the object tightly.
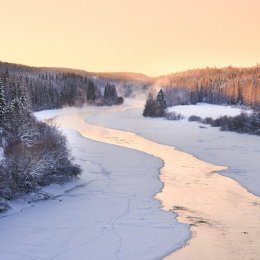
[0,61,128,210]
[1,62,259,112]
[155,66,260,108]
[0,62,125,111]
[0,78,81,210]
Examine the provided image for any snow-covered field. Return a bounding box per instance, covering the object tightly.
[167,103,250,119]
[87,101,260,196]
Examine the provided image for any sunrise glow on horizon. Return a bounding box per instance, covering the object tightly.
[0,0,260,76]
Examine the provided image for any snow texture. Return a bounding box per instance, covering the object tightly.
[87,101,260,196]
[0,147,3,161]
[0,112,190,260]
[167,103,250,120]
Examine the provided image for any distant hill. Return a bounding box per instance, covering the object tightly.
[41,66,153,83]
[0,61,152,83]
[152,66,260,108]
[0,61,259,108]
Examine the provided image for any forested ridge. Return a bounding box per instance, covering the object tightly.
[0,61,130,211]
[0,62,126,111]
[1,61,259,109]
[0,62,151,111]
[154,66,260,108]
[0,77,81,212]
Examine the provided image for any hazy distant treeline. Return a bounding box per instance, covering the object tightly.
[154,66,260,108]
[0,62,125,111]
[1,62,259,110]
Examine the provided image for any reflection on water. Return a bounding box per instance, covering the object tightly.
[52,110,260,260]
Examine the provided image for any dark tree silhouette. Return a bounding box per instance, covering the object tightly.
[156,89,167,115]
[0,79,81,207]
[0,78,6,125]
[143,92,159,117]
[87,80,96,101]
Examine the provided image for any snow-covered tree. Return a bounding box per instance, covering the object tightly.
[104,83,118,101]
[9,81,29,113]
[0,78,6,125]
[157,89,167,108]
[143,89,168,117]
[143,93,159,117]
[0,78,81,205]
[87,80,96,101]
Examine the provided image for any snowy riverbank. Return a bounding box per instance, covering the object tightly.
[1,101,259,260]
[0,107,190,260]
[167,103,250,119]
[87,101,260,196]
[53,104,260,260]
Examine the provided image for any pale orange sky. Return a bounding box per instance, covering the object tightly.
[0,0,259,76]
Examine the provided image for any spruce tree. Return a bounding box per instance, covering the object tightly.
[0,78,6,125]
[143,93,158,117]
[104,83,118,101]
[87,80,96,101]
[103,83,111,99]
[156,89,167,116]
[157,89,167,109]
[4,81,31,139]
[110,85,118,100]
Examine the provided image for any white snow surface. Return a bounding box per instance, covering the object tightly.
[2,100,258,260]
[0,108,190,260]
[0,147,3,161]
[167,103,249,119]
[86,101,260,196]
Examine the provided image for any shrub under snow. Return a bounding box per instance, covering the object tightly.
[0,78,81,210]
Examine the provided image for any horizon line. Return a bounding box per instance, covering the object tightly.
[1,59,259,79]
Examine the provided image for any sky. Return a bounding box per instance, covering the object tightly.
[0,0,259,76]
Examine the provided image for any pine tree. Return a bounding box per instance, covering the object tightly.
[0,78,6,125]
[143,93,159,117]
[4,81,31,139]
[104,83,118,104]
[110,85,118,100]
[9,81,29,113]
[87,80,96,101]
[103,83,111,99]
[156,89,167,116]
[157,89,167,109]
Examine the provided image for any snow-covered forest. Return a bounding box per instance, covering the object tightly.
[153,66,260,108]
[0,77,81,212]
[1,62,259,112]
[0,62,125,111]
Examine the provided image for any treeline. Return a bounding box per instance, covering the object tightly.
[0,78,81,212]
[0,62,124,111]
[188,112,260,136]
[143,89,184,120]
[0,61,128,212]
[143,89,168,117]
[143,89,260,136]
[154,66,260,108]
[1,62,260,109]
